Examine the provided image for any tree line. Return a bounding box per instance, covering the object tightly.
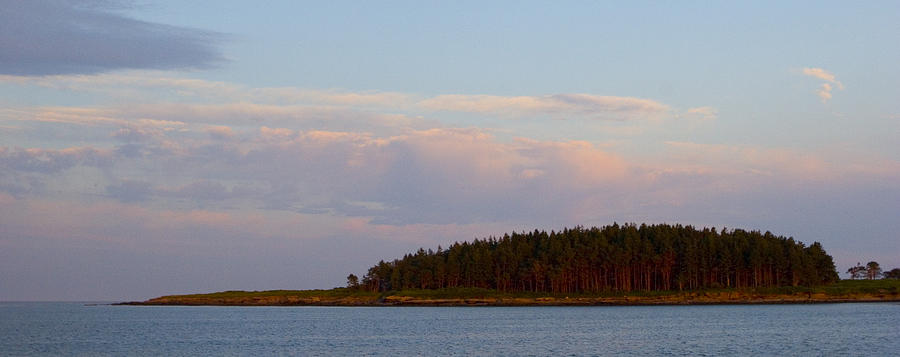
[847,261,900,280]
[357,223,839,293]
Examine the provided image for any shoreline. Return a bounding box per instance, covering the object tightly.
[117,291,900,307]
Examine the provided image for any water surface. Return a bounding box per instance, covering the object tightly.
[2,302,898,355]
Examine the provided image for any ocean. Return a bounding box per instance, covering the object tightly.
[2,302,898,355]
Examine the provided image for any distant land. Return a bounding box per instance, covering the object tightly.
[120,280,900,306]
[122,224,900,306]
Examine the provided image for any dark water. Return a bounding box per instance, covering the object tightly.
[1,302,898,356]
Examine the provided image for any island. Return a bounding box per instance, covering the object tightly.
[121,224,900,306]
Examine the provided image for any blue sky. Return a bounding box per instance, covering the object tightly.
[1,1,898,300]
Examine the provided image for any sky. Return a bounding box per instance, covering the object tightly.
[1,1,898,301]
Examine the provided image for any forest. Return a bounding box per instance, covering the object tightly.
[359,223,839,293]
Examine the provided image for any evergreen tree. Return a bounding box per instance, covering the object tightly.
[346,274,359,289]
[847,263,867,280]
[884,268,900,279]
[865,261,882,280]
[358,223,840,293]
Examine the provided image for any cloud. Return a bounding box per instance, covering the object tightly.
[816,83,833,102]
[8,124,896,228]
[802,68,841,86]
[802,67,844,103]
[0,146,113,174]
[0,106,127,127]
[662,141,829,178]
[106,179,154,202]
[164,181,233,201]
[111,119,185,142]
[0,126,634,225]
[683,106,718,121]
[6,71,883,229]
[418,94,669,120]
[1,72,668,120]
[104,179,247,203]
[0,72,411,108]
[259,126,295,141]
[251,88,413,108]
[206,126,235,140]
[1,73,688,142]
[0,1,225,75]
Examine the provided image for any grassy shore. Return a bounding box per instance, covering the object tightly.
[120,279,900,306]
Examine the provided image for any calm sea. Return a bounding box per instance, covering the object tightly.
[1,302,898,356]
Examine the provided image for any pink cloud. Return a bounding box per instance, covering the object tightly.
[0,72,411,108]
[7,116,897,229]
[683,106,718,121]
[0,146,114,173]
[516,138,628,186]
[251,87,413,108]
[802,68,842,87]
[802,67,844,103]
[9,123,893,228]
[662,141,830,179]
[206,125,235,140]
[259,126,295,141]
[418,93,669,120]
